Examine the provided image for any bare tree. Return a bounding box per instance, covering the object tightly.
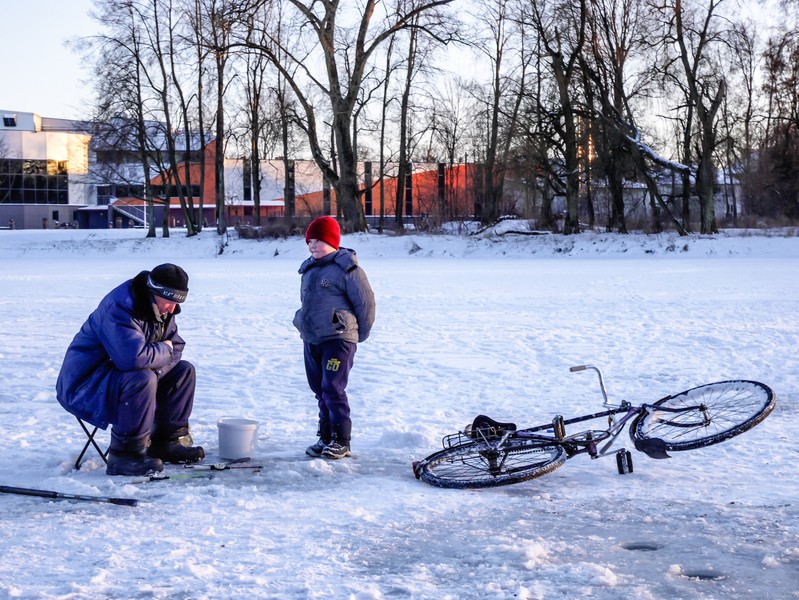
[90,0,168,238]
[393,7,448,230]
[580,0,655,233]
[393,11,420,230]
[187,0,211,231]
[377,29,400,233]
[526,31,560,231]
[154,0,201,235]
[716,19,764,223]
[467,0,531,224]
[759,29,799,219]
[89,0,213,236]
[267,4,307,226]
[726,21,761,218]
[199,0,237,235]
[574,0,690,234]
[235,4,274,226]
[675,0,727,233]
[241,0,455,232]
[429,78,472,221]
[654,0,729,233]
[522,0,588,234]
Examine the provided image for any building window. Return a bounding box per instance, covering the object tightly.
[0,159,69,204]
[2,114,16,127]
[243,158,252,202]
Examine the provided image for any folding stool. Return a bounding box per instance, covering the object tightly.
[75,417,109,470]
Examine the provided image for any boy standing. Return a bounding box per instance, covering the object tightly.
[293,217,375,459]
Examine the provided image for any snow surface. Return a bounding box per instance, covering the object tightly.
[0,225,797,600]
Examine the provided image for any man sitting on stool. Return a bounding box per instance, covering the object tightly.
[57,263,204,476]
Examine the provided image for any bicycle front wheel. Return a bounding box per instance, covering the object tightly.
[631,380,776,452]
[416,437,567,489]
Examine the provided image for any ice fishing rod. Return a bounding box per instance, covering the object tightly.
[128,462,261,483]
[0,484,138,507]
[183,462,263,471]
[131,472,213,483]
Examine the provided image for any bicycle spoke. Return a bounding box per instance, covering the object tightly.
[633,380,775,451]
[417,439,567,488]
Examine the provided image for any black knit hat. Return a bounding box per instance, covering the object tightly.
[147,263,189,303]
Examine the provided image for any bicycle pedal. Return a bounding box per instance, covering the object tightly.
[616,449,633,474]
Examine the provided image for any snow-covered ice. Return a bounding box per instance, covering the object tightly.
[0,226,797,599]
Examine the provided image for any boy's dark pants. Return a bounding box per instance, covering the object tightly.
[304,339,356,442]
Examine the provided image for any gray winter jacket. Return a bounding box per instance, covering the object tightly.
[292,248,375,345]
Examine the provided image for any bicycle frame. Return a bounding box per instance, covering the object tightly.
[468,364,709,460]
[515,404,639,458]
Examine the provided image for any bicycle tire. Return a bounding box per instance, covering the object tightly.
[630,380,776,452]
[416,436,567,489]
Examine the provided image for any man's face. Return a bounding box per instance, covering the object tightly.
[154,295,178,316]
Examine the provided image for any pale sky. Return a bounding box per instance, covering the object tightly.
[1,0,98,119]
[0,0,783,123]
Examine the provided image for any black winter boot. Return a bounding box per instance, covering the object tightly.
[305,419,332,457]
[106,433,164,476]
[148,426,205,464]
[321,438,351,459]
[321,421,351,459]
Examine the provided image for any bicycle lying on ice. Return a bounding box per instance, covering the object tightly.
[412,365,776,489]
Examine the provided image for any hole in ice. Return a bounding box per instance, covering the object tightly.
[621,542,661,551]
[680,569,727,581]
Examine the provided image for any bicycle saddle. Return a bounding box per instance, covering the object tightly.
[470,415,517,437]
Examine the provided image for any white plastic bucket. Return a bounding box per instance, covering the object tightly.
[217,417,259,460]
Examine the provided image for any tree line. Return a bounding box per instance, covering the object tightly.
[83,0,799,237]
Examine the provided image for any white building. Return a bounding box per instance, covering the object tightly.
[0,110,95,228]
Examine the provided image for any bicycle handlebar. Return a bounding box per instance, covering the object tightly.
[570,364,610,405]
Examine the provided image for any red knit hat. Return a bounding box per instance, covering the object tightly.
[305,216,341,249]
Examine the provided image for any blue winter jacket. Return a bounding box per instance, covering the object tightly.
[56,270,185,429]
[293,248,375,345]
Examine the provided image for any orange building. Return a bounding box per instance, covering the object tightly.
[290,162,481,223]
[113,147,484,229]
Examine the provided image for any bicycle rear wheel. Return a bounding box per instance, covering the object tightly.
[631,380,775,452]
[416,436,567,489]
